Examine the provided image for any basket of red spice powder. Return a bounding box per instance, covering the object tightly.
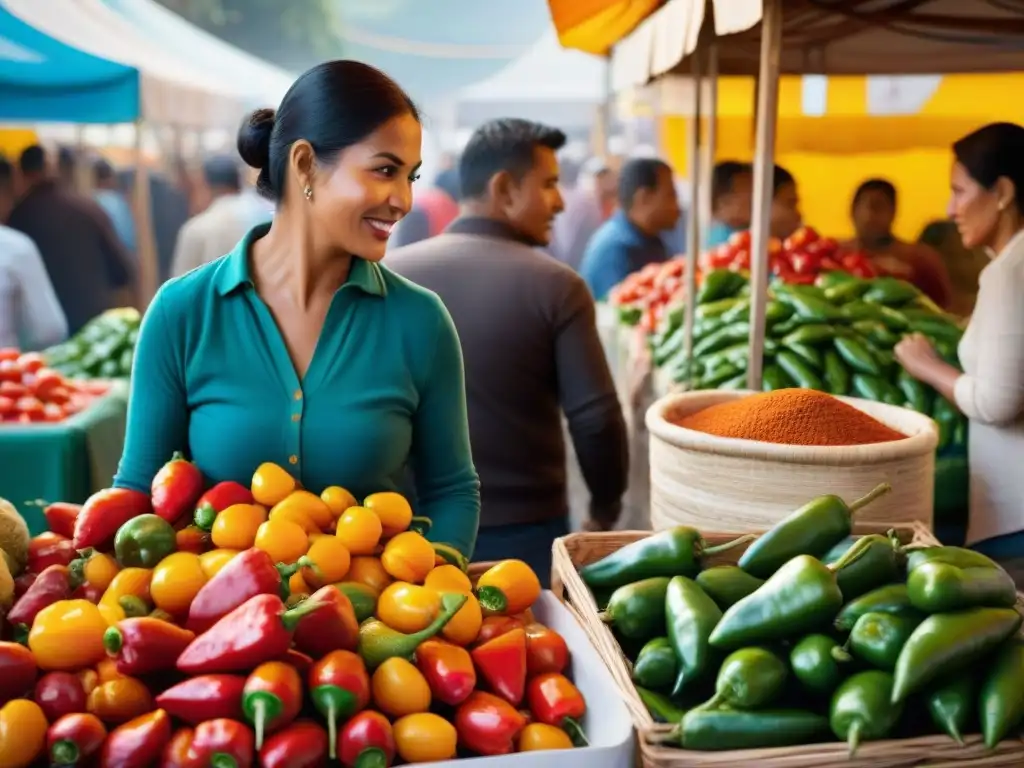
[645,388,938,531]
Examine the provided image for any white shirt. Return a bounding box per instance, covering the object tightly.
[954,228,1024,544]
[171,194,268,278]
[0,225,67,351]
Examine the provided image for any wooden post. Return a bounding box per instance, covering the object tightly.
[745,0,783,390]
[132,119,158,308]
[682,44,704,386]
[699,43,719,240]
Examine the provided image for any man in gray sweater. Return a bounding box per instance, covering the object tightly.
[387,118,629,583]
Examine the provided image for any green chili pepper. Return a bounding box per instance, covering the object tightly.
[775,292,841,323]
[822,349,851,395]
[907,561,1017,614]
[769,317,802,337]
[897,369,933,413]
[599,577,670,641]
[824,280,870,304]
[905,545,1001,572]
[829,670,904,757]
[851,320,900,348]
[927,673,976,746]
[834,584,920,633]
[580,528,755,590]
[632,637,678,691]
[717,372,749,390]
[719,299,753,325]
[862,277,921,306]
[781,324,837,347]
[872,305,911,332]
[816,270,861,289]
[671,709,830,750]
[701,362,742,389]
[979,637,1024,748]
[113,514,177,568]
[693,316,727,343]
[665,576,722,696]
[775,350,824,390]
[636,686,687,724]
[704,647,787,710]
[851,373,889,403]
[834,336,882,376]
[827,533,902,601]
[909,317,963,343]
[698,270,747,304]
[891,607,1023,703]
[790,634,850,697]
[761,363,794,391]
[692,322,752,358]
[738,483,892,579]
[953,417,967,448]
[764,301,793,325]
[695,296,745,321]
[845,612,921,671]
[787,340,823,369]
[653,326,686,367]
[695,566,764,610]
[700,343,749,372]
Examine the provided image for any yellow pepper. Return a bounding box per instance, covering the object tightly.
[393,713,458,764]
[251,462,296,507]
[28,599,108,671]
[476,559,541,616]
[199,548,238,578]
[301,535,351,588]
[288,570,310,598]
[335,507,382,555]
[211,503,267,550]
[150,552,208,617]
[272,489,333,530]
[254,518,308,564]
[80,551,119,592]
[364,491,413,538]
[320,485,358,518]
[98,568,152,626]
[377,582,441,634]
[268,504,318,535]
[424,565,472,594]
[347,556,392,595]
[87,676,154,724]
[0,699,47,768]
[96,658,125,683]
[371,657,432,718]
[381,532,435,584]
[441,593,483,647]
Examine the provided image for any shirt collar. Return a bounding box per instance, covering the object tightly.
[612,209,661,245]
[214,223,388,298]
[445,216,537,247]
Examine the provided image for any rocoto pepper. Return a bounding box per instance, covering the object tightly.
[471,627,527,706]
[103,617,195,677]
[979,637,1024,748]
[706,647,788,710]
[665,576,722,696]
[151,452,205,526]
[188,718,255,768]
[526,673,587,745]
[186,548,298,634]
[7,563,83,626]
[27,532,78,574]
[738,483,891,579]
[0,642,37,705]
[454,691,527,757]
[242,661,303,750]
[580,527,755,590]
[46,713,108,767]
[600,577,670,641]
[42,502,82,540]
[194,481,255,532]
[113,514,177,569]
[291,586,360,658]
[829,670,903,757]
[338,711,395,768]
[99,709,172,768]
[927,674,975,746]
[308,649,371,758]
[73,488,152,550]
[789,634,849,697]
[177,593,325,674]
[415,639,476,706]
[906,561,1018,613]
[259,720,329,768]
[155,674,247,726]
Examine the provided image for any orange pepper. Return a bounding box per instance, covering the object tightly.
[251,462,296,507]
[79,551,119,592]
[320,486,357,518]
[198,548,238,578]
[96,658,126,684]
[78,668,99,696]
[424,565,472,595]
[86,676,154,724]
[255,519,308,564]
[335,507,382,555]
[441,593,483,647]
[393,712,457,763]
[377,583,441,634]
[381,532,435,584]
[150,552,208,617]
[518,722,573,751]
[268,504,318,535]
[175,525,210,554]
[98,568,152,626]
[301,535,351,588]
[288,570,310,598]
[363,492,413,538]
[346,557,392,594]
[211,503,267,550]
[0,699,47,768]
[475,560,541,616]
[371,657,431,718]
[272,489,333,530]
[28,600,108,671]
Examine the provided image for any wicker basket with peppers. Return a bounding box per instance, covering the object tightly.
[0,457,591,766]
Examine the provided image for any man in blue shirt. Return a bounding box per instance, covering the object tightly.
[94,159,137,257]
[705,160,753,249]
[579,157,681,300]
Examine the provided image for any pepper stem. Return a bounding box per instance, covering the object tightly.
[280,598,328,631]
[828,536,875,573]
[50,739,80,766]
[251,697,267,751]
[11,624,28,646]
[847,718,863,757]
[847,482,892,515]
[170,450,187,462]
[700,534,757,558]
[354,748,389,768]
[103,626,124,656]
[597,611,611,623]
[563,717,589,747]
[947,719,964,746]
[210,754,239,768]
[296,556,323,579]
[475,585,507,614]
[698,691,728,711]
[831,645,852,663]
[327,699,338,760]
[194,506,216,532]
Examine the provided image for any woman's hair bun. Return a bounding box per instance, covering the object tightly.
[237,108,276,170]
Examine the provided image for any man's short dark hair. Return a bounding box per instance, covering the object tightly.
[773,164,795,196]
[202,155,241,191]
[0,156,12,193]
[618,157,671,210]
[711,161,751,208]
[19,144,46,175]
[94,158,116,185]
[459,118,567,200]
[853,177,897,209]
[57,146,76,176]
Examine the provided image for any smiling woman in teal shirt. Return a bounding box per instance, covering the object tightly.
[114,61,480,557]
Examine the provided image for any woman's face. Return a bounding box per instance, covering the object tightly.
[310,112,422,262]
[948,160,1001,250]
[770,181,801,239]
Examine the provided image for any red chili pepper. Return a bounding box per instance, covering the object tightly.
[47,712,107,766]
[73,582,104,603]
[155,675,246,726]
[471,627,527,705]
[7,563,82,626]
[525,623,570,676]
[241,661,302,750]
[159,727,196,768]
[27,531,78,573]
[13,571,37,599]
[150,452,205,526]
[454,690,527,756]
[291,585,359,658]
[277,648,314,676]
[259,720,329,768]
[526,672,588,745]
[308,650,371,759]
[338,711,395,768]
[0,641,36,704]
[103,617,196,677]
[73,488,152,550]
[186,548,298,634]
[188,718,255,768]
[34,671,87,722]
[100,709,172,768]
[177,594,324,675]
[415,639,476,706]
[193,481,254,531]
[42,502,82,539]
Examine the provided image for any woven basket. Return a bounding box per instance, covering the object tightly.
[646,390,938,532]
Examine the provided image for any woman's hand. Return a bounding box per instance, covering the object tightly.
[894,333,941,380]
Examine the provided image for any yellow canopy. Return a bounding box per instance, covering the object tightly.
[546,0,661,56]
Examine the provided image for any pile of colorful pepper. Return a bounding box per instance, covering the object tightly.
[581,483,1024,755]
[0,457,589,766]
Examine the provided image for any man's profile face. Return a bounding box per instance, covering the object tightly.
[506,146,565,246]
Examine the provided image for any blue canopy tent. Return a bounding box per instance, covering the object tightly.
[0,5,138,123]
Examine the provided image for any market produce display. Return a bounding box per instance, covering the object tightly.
[649,269,968,452]
[44,308,140,380]
[0,458,589,766]
[578,484,1024,755]
[0,348,111,425]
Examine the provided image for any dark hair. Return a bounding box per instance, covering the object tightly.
[19,144,46,175]
[772,165,795,196]
[711,161,752,207]
[852,178,897,209]
[434,167,460,201]
[459,118,567,200]
[57,146,75,175]
[237,60,419,202]
[618,157,671,210]
[94,158,115,185]
[0,156,11,192]
[953,122,1024,205]
[203,155,242,191]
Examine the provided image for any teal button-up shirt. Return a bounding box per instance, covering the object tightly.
[114,226,480,557]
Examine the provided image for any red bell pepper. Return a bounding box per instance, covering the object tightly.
[338,711,395,768]
[42,501,82,540]
[471,627,527,705]
[7,563,82,626]
[241,661,303,750]
[474,616,524,646]
[159,727,196,768]
[177,594,323,675]
[151,452,205,526]
[155,675,246,726]
[104,617,195,677]
[34,671,87,722]
[277,648,314,676]
[47,712,107,766]
[415,639,476,706]
[291,585,359,658]
[194,481,254,531]
[259,720,329,768]
[188,719,255,768]
[526,672,588,745]
[100,709,172,768]
[0,641,36,704]
[27,531,78,573]
[454,690,527,756]
[73,488,151,550]
[525,623,570,676]
[13,571,36,599]
[186,548,298,634]
[308,650,371,758]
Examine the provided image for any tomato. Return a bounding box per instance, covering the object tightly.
[789,253,816,274]
[0,396,13,417]
[32,368,64,398]
[41,403,66,423]
[17,353,46,373]
[16,397,44,420]
[0,380,25,398]
[0,359,23,383]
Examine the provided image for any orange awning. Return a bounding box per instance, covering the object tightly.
[547,0,663,56]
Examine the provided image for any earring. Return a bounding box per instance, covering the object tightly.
[303,185,313,201]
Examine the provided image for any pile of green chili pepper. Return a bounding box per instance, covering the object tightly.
[648,270,968,452]
[582,484,1024,756]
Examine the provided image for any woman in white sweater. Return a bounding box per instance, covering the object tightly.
[896,122,1024,582]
